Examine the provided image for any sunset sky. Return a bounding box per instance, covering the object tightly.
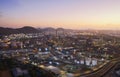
[0,0,120,30]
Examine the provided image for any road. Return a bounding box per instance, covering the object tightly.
[80,58,120,77]
[1,49,120,77]
[102,63,120,77]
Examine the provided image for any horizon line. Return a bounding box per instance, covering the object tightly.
[0,26,120,31]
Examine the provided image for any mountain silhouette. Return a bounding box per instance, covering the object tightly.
[0,26,39,35]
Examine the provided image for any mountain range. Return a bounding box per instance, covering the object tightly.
[0,26,120,36]
[0,26,68,35]
[0,26,39,35]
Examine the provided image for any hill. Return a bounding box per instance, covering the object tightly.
[0,26,39,35]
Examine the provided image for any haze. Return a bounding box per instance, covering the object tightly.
[0,0,120,30]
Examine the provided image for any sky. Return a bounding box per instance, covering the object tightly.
[0,0,120,30]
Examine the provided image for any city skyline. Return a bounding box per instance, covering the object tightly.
[0,0,120,30]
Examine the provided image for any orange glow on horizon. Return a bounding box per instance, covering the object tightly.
[0,0,120,30]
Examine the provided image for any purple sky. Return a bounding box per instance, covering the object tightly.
[0,0,120,30]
